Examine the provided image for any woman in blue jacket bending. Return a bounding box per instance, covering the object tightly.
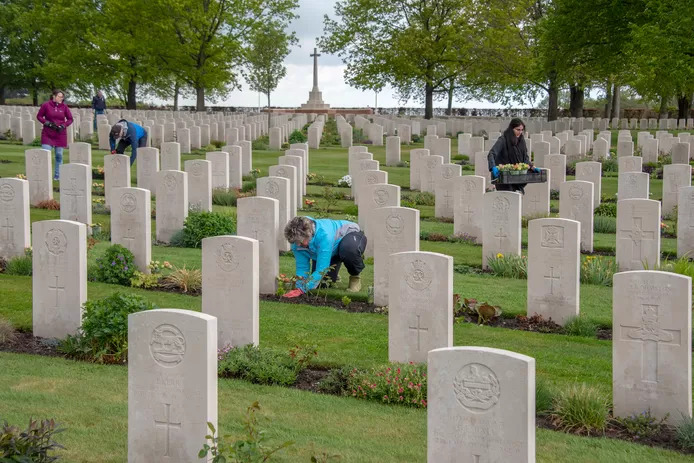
[282,216,367,298]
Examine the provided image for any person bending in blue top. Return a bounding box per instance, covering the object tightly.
[109,119,148,166]
[282,216,367,298]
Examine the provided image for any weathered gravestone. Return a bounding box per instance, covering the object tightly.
[128,309,217,462]
[278,155,304,208]
[386,136,401,166]
[527,218,580,325]
[575,161,602,209]
[618,156,642,173]
[388,251,452,363]
[202,236,258,348]
[618,172,649,200]
[616,199,661,271]
[435,164,461,219]
[156,171,188,244]
[409,149,429,191]
[662,164,692,216]
[111,187,151,273]
[184,160,212,212]
[559,180,594,252]
[68,142,92,166]
[161,142,181,171]
[269,165,297,220]
[257,177,291,252]
[237,197,279,294]
[221,145,243,189]
[32,220,86,339]
[371,206,418,307]
[206,151,229,190]
[359,182,399,258]
[59,163,92,228]
[544,154,566,191]
[428,346,535,463]
[104,154,131,208]
[420,155,443,194]
[483,192,522,269]
[454,175,485,243]
[523,168,550,218]
[613,271,692,424]
[677,186,694,258]
[25,148,52,206]
[0,178,30,259]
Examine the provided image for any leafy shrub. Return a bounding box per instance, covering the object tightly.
[614,410,669,440]
[252,135,269,151]
[59,292,155,363]
[317,367,351,395]
[601,157,618,172]
[580,255,617,286]
[218,345,314,386]
[343,204,358,216]
[675,413,694,451]
[486,254,527,279]
[657,255,694,280]
[211,139,224,148]
[212,188,239,207]
[241,180,256,193]
[181,211,236,248]
[593,215,616,233]
[199,403,293,463]
[549,189,560,200]
[5,248,32,276]
[159,265,202,294]
[563,316,598,337]
[36,199,60,210]
[288,129,307,144]
[551,384,609,434]
[93,244,136,285]
[594,202,616,217]
[130,271,160,289]
[168,229,186,247]
[346,362,427,408]
[401,191,435,206]
[0,418,65,461]
[0,317,17,344]
[449,233,478,245]
[536,378,555,416]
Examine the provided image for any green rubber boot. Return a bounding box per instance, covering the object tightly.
[346,275,362,292]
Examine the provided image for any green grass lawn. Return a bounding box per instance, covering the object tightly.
[2,132,694,461]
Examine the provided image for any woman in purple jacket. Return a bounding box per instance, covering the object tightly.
[36,89,73,180]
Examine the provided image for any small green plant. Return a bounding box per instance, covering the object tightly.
[486,253,527,279]
[346,362,427,408]
[613,410,669,440]
[159,265,202,294]
[536,378,555,416]
[563,316,598,338]
[58,292,156,363]
[199,403,293,463]
[241,180,256,193]
[400,191,435,206]
[5,248,33,276]
[322,185,342,213]
[129,270,160,289]
[594,202,617,217]
[675,413,694,451]
[0,418,65,462]
[289,129,307,143]
[317,367,352,395]
[580,255,617,286]
[218,345,311,386]
[212,187,240,207]
[341,296,352,307]
[0,317,17,344]
[658,255,694,280]
[343,204,358,216]
[551,384,610,434]
[593,215,616,233]
[180,211,236,248]
[93,244,136,285]
[252,135,269,151]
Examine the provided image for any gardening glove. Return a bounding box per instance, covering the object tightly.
[57,124,65,132]
[491,166,500,178]
[282,288,304,298]
[110,150,116,154]
[532,167,541,173]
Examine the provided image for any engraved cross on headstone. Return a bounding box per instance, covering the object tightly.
[618,217,655,266]
[2,217,13,241]
[443,190,453,211]
[62,177,84,218]
[529,194,540,211]
[48,275,65,308]
[123,226,136,249]
[495,227,508,247]
[620,304,681,383]
[154,403,182,457]
[544,266,560,294]
[252,229,264,245]
[408,314,428,352]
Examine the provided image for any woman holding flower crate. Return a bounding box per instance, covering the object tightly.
[487,118,539,193]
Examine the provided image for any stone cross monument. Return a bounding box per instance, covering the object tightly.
[301,47,330,110]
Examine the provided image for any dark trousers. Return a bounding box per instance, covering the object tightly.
[495,183,525,194]
[311,231,367,281]
[116,134,148,166]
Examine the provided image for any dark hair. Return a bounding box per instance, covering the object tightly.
[509,118,525,130]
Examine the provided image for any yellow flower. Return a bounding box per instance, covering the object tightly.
[496,253,504,259]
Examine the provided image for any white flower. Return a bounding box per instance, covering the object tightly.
[337,174,352,187]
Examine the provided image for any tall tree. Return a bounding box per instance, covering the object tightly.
[244,24,297,126]
[321,0,476,119]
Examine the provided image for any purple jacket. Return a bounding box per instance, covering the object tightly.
[36,100,73,147]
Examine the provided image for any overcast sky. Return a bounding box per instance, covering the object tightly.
[177,0,511,110]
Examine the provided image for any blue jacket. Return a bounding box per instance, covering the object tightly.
[109,120,147,159]
[290,217,360,292]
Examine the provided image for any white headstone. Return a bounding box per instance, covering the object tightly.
[0,178,30,259]
[616,199,661,271]
[662,164,692,216]
[559,180,594,252]
[161,142,181,171]
[575,161,602,209]
[237,197,279,294]
[59,163,92,227]
[257,177,291,252]
[111,187,151,273]
[156,171,188,244]
[184,160,212,213]
[69,142,92,166]
[25,148,53,206]
[136,147,160,194]
[618,172,649,200]
[483,192,522,269]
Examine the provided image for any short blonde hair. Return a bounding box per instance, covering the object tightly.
[284,216,314,244]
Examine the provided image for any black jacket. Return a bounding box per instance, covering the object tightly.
[486,134,529,171]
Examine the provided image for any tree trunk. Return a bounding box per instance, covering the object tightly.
[604,79,613,118]
[127,78,137,110]
[173,83,179,111]
[611,85,620,119]
[0,85,5,105]
[446,81,454,116]
[196,87,205,112]
[547,74,559,121]
[569,84,584,118]
[677,94,690,121]
[659,95,668,119]
[32,84,38,106]
[267,91,271,130]
[424,81,434,119]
